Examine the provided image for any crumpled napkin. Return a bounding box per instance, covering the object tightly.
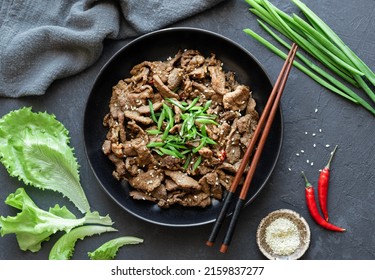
[0,0,224,98]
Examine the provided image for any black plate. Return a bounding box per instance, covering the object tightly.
[84,27,283,227]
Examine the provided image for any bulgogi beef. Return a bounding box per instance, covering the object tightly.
[102,49,259,208]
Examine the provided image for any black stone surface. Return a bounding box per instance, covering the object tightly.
[1,0,374,260]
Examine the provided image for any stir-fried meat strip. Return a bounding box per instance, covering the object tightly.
[223,85,250,111]
[153,74,179,99]
[128,169,164,193]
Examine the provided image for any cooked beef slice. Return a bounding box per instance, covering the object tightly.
[165,170,200,190]
[199,172,222,199]
[124,110,153,125]
[198,147,213,159]
[217,169,234,191]
[165,178,179,192]
[128,169,164,193]
[126,121,148,140]
[159,155,183,171]
[108,153,126,180]
[153,74,179,99]
[223,85,250,111]
[138,101,163,115]
[192,81,222,104]
[125,157,140,176]
[167,67,184,90]
[208,65,227,95]
[102,140,112,155]
[178,192,211,208]
[130,190,157,202]
[218,162,238,174]
[111,143,124,158]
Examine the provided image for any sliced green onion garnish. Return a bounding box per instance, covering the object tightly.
[185,97,200,111]
[148,100,157,123]
[195,118,219,125]
[159,147,183,158]
[147,97,220,169]
[183,154,192,170]
[146,141,164,148]
[157,109,165,130]
[192,138,207,154]
[146,129,161,135]
[192,155,202,171]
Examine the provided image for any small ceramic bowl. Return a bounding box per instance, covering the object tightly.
[256,209,311,260]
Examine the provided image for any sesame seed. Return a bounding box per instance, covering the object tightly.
[315,108,318,113]
[312,133,316,136]
[296,153,300,156]
[325,144,330,148]
[301,150,305,153]
[307,159,310,163]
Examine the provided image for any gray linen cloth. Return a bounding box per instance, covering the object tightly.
[0,0,224,98]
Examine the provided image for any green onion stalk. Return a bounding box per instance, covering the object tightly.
[244,0,375,116]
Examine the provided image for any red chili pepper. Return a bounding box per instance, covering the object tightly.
[302,171,345,232]
[318,145,338,221]
[218,149,226,162]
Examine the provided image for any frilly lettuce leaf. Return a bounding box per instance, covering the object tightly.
[0,188,113,252]
[88,236,144,260]
[49,225,117,260]
[0,107,90,213]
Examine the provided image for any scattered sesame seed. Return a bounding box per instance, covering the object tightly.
[319,129,322,132]
[306,159,310,163]
[325,144,330,148]
[288,167,292,171]
[304,132,308,135]
[311,162,314,166]
[315,108,318,113]
[313,144,316,148]
[296,153,300,156]
[301,150,305,153]
[312,133,316,136]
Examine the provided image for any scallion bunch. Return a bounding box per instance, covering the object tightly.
[244,0,375,116]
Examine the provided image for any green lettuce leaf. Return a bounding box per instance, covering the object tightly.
[0,107,90,213]
[0,188,113,252]
[88,236,144,260]
[49,225,117,260]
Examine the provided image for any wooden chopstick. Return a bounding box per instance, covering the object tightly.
[206,43,298,253]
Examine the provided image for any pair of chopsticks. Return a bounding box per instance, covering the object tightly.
[206,43,298,253]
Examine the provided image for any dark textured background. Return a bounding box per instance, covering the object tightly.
[1,0,374,260]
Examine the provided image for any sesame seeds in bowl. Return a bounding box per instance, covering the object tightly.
[256,209,311,260]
